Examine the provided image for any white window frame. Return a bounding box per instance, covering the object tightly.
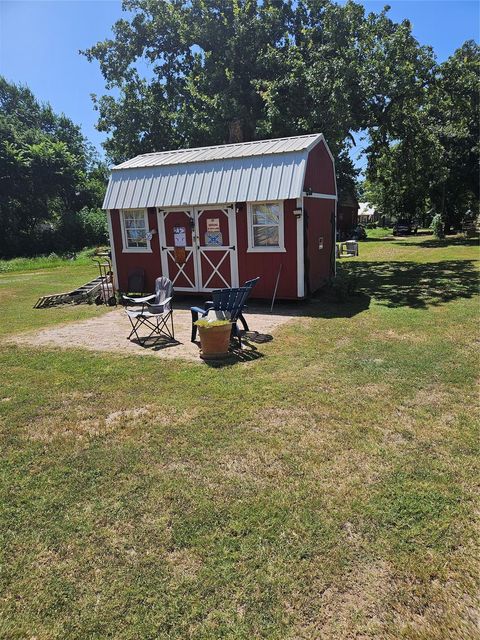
[119,209,152,253]
[247,201,286,253]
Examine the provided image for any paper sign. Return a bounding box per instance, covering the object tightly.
[174,226,186,247]
[206,218,220,232]
[174,246,186,264]
[205,231,223,246]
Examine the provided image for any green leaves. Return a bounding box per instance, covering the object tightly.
[0,77,107,258]
[365,40,480,227]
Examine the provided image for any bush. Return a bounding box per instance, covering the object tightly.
[430,213,445,239]
[0,208,109,259]
[330,271,358,302]
[353,225,367,240]
[78,207,109,246]
[55,207,108,252]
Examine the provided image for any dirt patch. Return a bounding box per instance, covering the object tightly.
[166,549,202,581]
[6,307,298,363]
[287,560,396,639]
[374,329,426,344]
[26,404,199,443]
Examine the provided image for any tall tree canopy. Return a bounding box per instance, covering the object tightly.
[84,0,478,227]
[83,1,433,189]
[364,40,480,227]
[0,78,108,257]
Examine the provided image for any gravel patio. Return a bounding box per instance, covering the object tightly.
[9,301,303,363]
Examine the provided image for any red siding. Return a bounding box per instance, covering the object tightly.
[110,138,336,299]
[236,199,299,299]
[304,197,335,293]
[110,207,162,292]
[303,140,336,195]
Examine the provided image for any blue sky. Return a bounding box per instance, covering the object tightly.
[1,0,478,166]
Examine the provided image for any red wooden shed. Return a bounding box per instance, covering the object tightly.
[103,133,337,300]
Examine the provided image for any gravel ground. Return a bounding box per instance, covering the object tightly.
[7,305,300,363]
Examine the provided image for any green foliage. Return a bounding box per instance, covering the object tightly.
[430,213,445,239]
[78,207,109,245]
[55,207,108,251]
[194,319,232,327]
[365,41,480,228]
[0,77,108,258]
[83,0,443,199]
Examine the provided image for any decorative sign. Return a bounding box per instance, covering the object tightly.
[173,226,187,264]
[206,218,220,233]
[174,247,186,264]
[174,226,186,247]
[205,231,223,246]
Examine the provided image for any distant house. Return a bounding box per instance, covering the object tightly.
[103,133,337,300]
[358,202,377,224]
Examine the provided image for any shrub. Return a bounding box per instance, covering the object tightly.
[353,225,367,240]
[430,213,445,239]
[78,207,109,246]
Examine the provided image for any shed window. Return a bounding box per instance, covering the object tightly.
[247,202,285,252]
[120,209,151,252]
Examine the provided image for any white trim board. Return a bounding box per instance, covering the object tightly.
[302,192,337,200]
[106,210,119,289]
[296,197,305,298]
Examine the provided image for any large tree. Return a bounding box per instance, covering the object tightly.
[364,40,480,227]
[0,78,108,257]
[84,0,434,195]
[428,41,480,230]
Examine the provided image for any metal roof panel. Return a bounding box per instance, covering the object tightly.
[113,133,322,170]
[103,134,334,209]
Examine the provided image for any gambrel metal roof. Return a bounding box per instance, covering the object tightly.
[103,133,326,210]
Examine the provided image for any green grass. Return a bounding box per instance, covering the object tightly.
[0,234,478,639]
[0,248,100,274]
[0,259,111,338]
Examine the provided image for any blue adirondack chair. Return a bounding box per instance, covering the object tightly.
[191,277,260,347]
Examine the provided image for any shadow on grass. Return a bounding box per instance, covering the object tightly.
[394,236,480,249]
[344,259,478,309]
[309,293,372,318]
[362,236,396,243]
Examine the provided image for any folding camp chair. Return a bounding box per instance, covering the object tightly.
[190,278,260,347]
[123,276,175,345]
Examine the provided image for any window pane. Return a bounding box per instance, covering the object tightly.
[253,204,280,225]
[125,218,139,229]
[125,211,144,222]
[253,225,279,246]
[128,228,146,240]
[124,211,147,248]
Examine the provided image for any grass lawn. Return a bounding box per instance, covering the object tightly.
[0,234,478,639]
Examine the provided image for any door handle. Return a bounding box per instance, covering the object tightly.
[229,245,235,250]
